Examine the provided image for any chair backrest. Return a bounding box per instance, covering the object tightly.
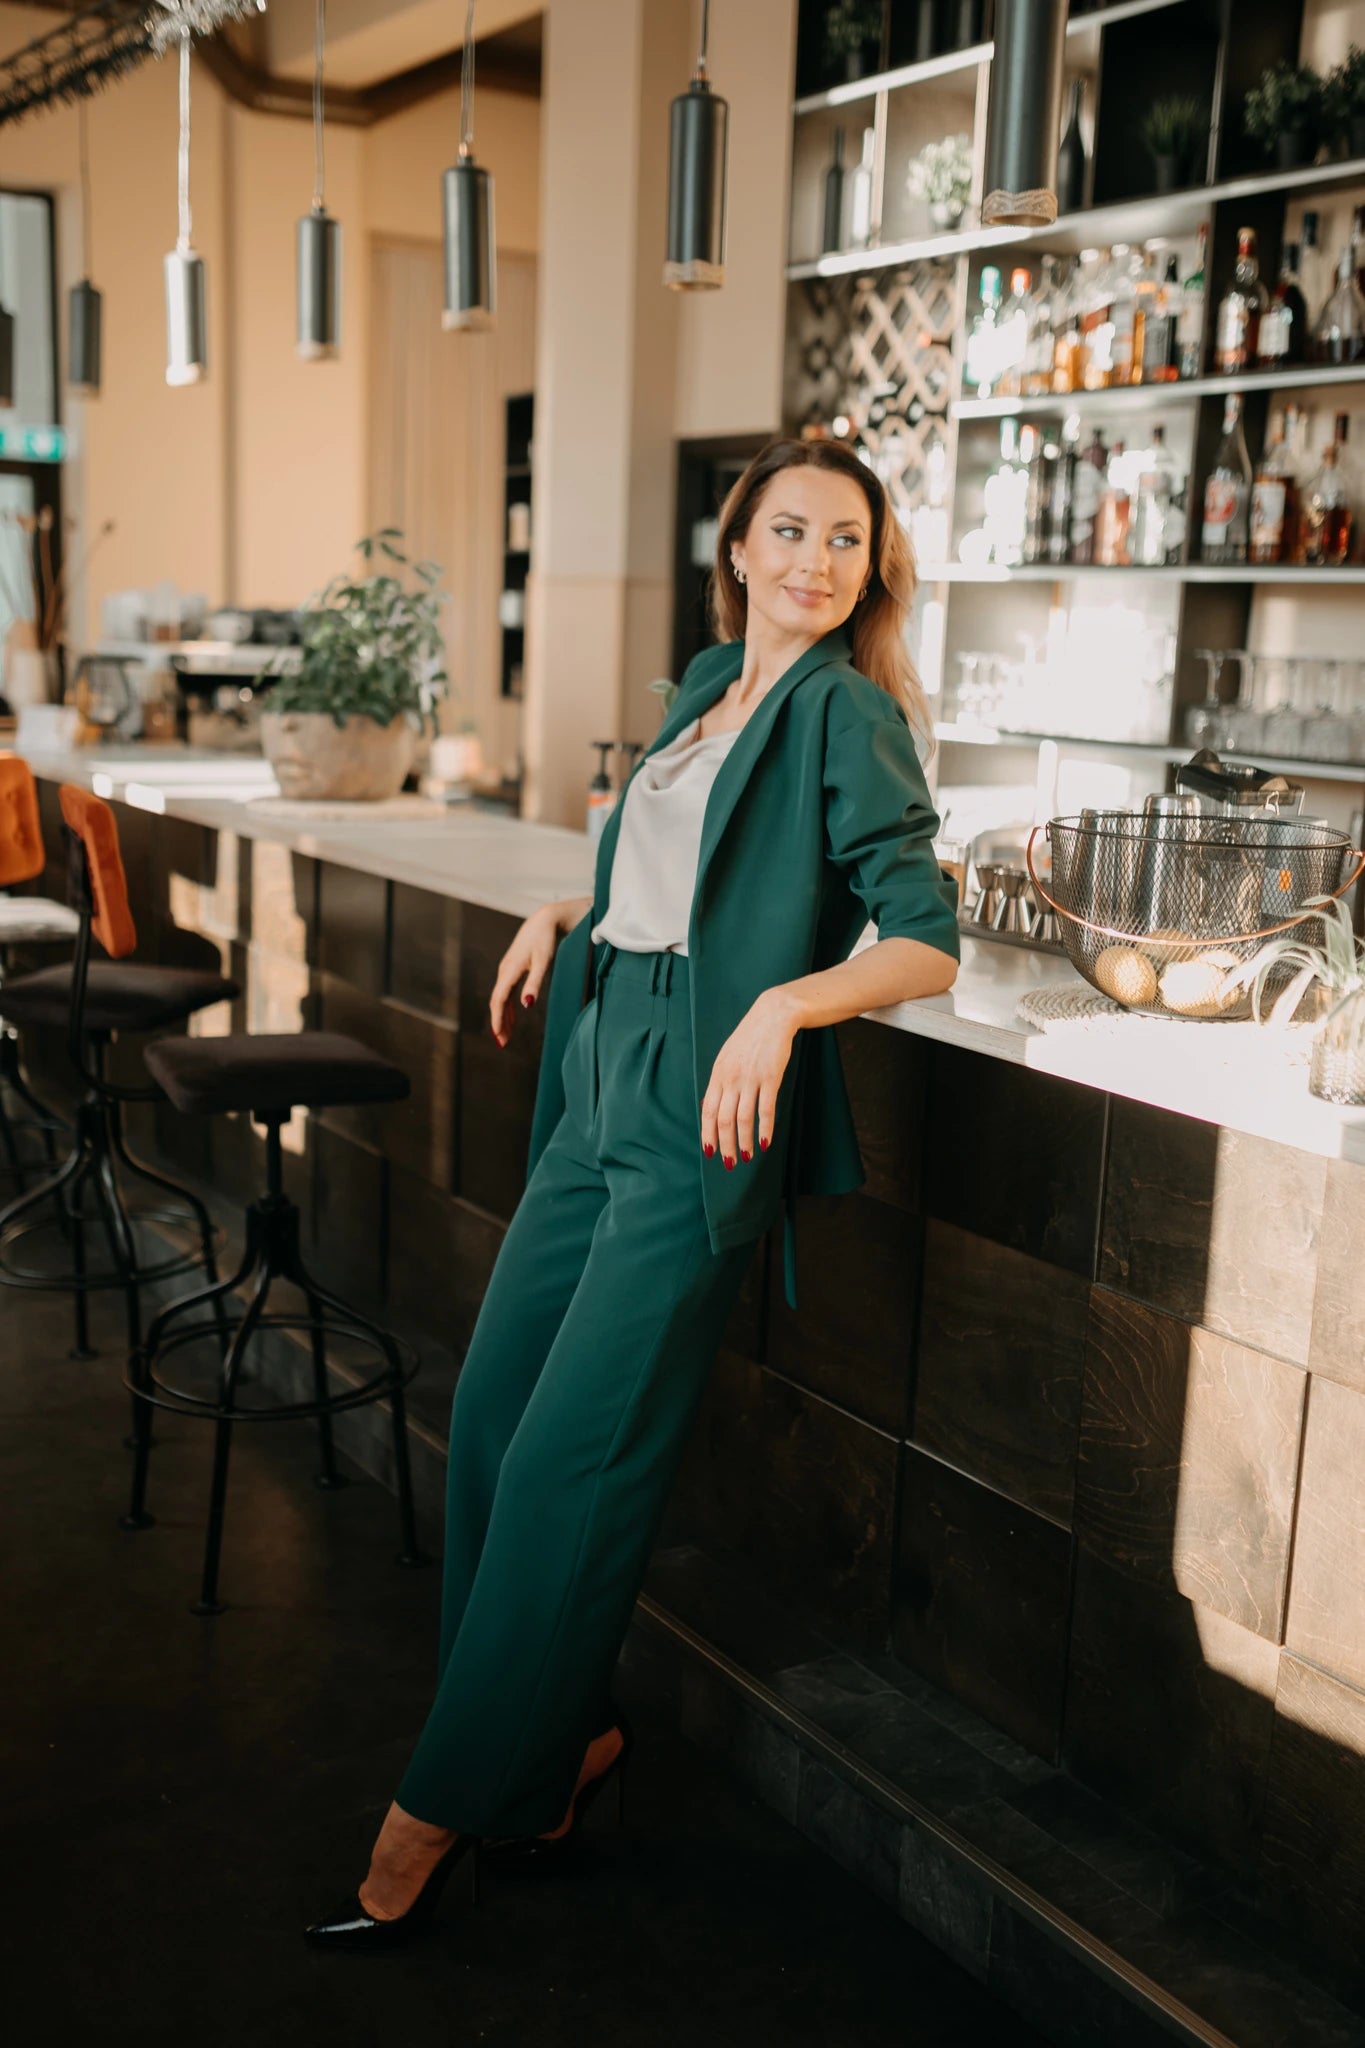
[0,752,45,888]
[58,783,137,959]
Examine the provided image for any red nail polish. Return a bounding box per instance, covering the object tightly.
[740,1148,751,1163]
[522,992,534,1008]
[703,1142,715,1158]
[723,1155,735,1171]
[759,1136,770,1151]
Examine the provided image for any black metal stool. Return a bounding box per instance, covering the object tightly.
[0,784,238,1366]
[122,1031,428,1615]
[0,890,77,1190]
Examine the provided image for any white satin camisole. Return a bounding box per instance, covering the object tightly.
[589,715,741,956]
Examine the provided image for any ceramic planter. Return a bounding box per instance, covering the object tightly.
[1152,152,1180,194]
[1274,126,1315,170]
[929,199,966,230]
[261,709,417,801]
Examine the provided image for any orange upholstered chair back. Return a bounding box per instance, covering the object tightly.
[58,783,138,959]
[0,753,45,888]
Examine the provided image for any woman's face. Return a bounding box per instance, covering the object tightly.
[729,465,873,640]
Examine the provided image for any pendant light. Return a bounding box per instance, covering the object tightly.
[164,30,207,386]
[297,0,341,359]
[664,0,728,291]
[441,0,496,332]
[69,96,102,395]
[0,196,14,408]
[982,0,1067,228]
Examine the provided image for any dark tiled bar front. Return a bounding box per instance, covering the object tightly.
[21,761,1365,2047]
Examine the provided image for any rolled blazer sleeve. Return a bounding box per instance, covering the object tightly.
[821,699,962,961]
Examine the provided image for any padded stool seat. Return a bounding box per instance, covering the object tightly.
[145,1032,411,1117]
[0,961,237,1032]
[0,896,80,944]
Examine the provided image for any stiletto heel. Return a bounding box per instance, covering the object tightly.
[303,1832,480,1950]
[480,1706,636,1875]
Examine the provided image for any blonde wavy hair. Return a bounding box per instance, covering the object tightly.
[709,436,932,752]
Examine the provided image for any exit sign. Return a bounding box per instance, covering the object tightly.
[0,424,65,461]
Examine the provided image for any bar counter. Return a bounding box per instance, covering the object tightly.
[17,744,1365,2018]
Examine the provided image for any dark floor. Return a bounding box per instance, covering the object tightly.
[2,1282,1052,2048]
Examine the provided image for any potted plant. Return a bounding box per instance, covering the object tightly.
[907,132,973,230]
[823,0,882,85]
[1324,44,1365,160]
[1221,892,1365,1105]
[261,529,450,802]
[1139,95,1207,193]
[1244,62,1325,172]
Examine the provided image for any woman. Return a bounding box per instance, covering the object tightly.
[305,436,960,1950]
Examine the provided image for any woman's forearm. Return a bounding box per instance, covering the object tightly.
[552,894,594,934]
[775,935,958,1032]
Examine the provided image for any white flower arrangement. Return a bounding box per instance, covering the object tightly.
[906,133,973,210]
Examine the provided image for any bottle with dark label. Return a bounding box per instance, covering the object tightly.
[1069,426,1107,563]
[1177,223,1207,378]
[1214,227,1268,373]
[1201,393,1252,563]
[1139,254,1182,382]
[821,127,845,254]
[1250,415,1298,564]
[1256,243,1308,367]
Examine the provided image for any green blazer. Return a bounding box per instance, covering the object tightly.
[526,622,960,1309]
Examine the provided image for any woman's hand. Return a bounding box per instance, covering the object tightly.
[489,897,590,1047]
[700,987,802,1169]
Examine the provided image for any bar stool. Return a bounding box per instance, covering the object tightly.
[122,1032,427,1615]
[0,755,77,1189]
[0,784,239,1364]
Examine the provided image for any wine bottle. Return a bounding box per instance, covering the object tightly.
[1311,239,1365,366]
[1256,243,1308,368]
[1057,79,1086,215]
[1299,442,1354,565]
[821,127,845,254]
[1069,427,1107,564]
[1250,416,1298,565]
[1214,227,1268,374]
[1177,224,1207,379]
[1201,393,1252,564]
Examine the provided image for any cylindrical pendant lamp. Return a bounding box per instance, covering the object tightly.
[982,0,1067,228]
[664,0,727,290]
[69,98,102,394]
[165,34,207,385]
[297,0,342,358]
[442,1,497,331]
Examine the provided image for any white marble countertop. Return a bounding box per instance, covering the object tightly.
[23,742,1365,1166]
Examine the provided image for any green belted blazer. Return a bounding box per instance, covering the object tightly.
[526,622,961,1309]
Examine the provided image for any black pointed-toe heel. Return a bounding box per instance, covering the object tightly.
[480,1708,635,1875]
[303,1834,480,1950]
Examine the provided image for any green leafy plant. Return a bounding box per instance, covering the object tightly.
[1220,892,1365,1026]
[267,529,450,732]
[906,133,973,211]
[1140,95,1207,161]
[1324,45,1365,128]
[823,0,882,64]
[1243,62,1324,149]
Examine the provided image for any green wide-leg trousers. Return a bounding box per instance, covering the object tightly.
[395,940,755,1836]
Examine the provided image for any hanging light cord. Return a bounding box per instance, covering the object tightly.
[78,94,93,274]
[697,0,710,80]
[459,0,476,157]
[176,30,192,253]
[312,0,325,212]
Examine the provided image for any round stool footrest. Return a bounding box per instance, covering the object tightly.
[0,1210,224,1294]
[127,1313,419,1422]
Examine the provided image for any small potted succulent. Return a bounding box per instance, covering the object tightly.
[1140,95,1207,193]
[1324,45,1365,160]
[1222,892,1365,1105]
[261,529,449,802]
[823,0,882,85]
[907,132,973,230]
[1244,62,1325,171]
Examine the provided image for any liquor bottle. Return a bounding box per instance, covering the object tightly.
[1256,243,1308,368]
[983,419,1030,565]
[1177,224,1207,379]
[1109,245,1140,386]
[1139,254,1182,382]
[846,126,875,249]
[1047,415,1080,564]
[1300,209,1323,316]
[1201,393,1252,563]
[1131,426,1178,565]
[821,128,845,254]
[1094,440,1132,565]
[1250,416,1299,564]
[1299,442,1354,565]
[1214,227,1269,373]
[964,265,1004,394]
[1081,246,1118,390]
[1057,78,1086,215]
[1023,257,1060,395]
[1052,257,1086,392]
[1353,204,1365,299]
[996,267,1033,398]
[1311,238,1365,365]
[1024,424,1057,563]
[1069,426,1107,563]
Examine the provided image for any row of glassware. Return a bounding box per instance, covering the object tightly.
[952,631,1175,747]
[1185,649,1365,765]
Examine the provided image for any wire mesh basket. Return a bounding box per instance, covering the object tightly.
[1025,815,1365,1021]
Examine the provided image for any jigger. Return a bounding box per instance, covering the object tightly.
[992,866,1034,934]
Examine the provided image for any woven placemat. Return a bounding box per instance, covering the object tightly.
[1016,985,1126,1031]
[246,794,445,821]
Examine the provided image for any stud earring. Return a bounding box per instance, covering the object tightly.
[857,585,869,600]
[734,566,747,584]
